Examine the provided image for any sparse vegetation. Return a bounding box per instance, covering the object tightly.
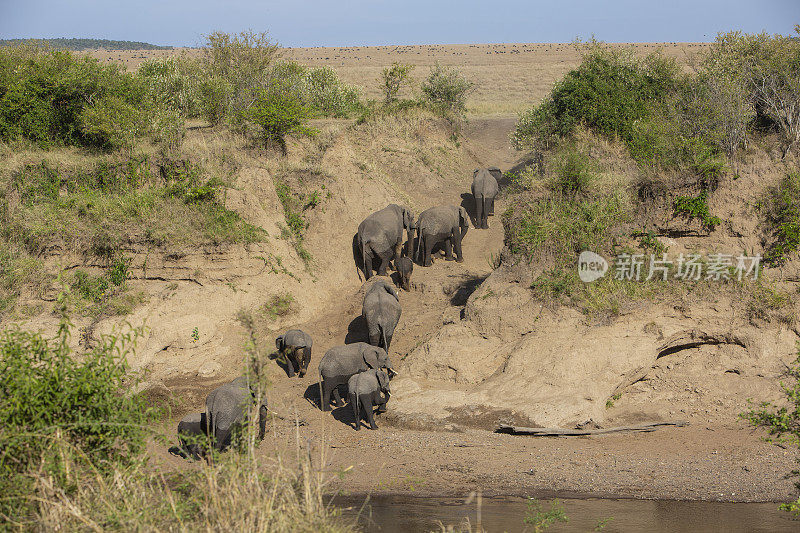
[381,61,415,103]
[673,190,722,231]
[764,172,800,265]
[742,345,800,517]
[524,499,569,532]
[421,62,474,117]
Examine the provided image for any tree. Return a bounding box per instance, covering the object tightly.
[246,83,316,154]
[380,61,414,103]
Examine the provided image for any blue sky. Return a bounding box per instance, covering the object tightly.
[1,0,797,47]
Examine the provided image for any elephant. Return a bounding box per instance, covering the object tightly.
[472,167,500,229]
[395,256,413,291]
[348,368,391,430]
[317,342,394,411]
[414,205,470,266]
[177,412,209,459]
[362,278,401,352]
[275,329,313,378]
[205,376,269,451]
[354,204,414,280]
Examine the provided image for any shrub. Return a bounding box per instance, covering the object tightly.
[420,62,473,115]
[764,172,800,264]
[742,345,800,517]
[380,61,414,103]
[79,94,144,150]
[247,83,316,153]
[673,190,722,231]
[550,144,596,196]
[503,192,629,265]
[0,322,154,521]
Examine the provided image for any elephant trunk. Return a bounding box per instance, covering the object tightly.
[405,227,414,257]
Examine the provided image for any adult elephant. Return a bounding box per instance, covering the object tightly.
[472,167,500,229]
[275,329,312,378]
[362,278,401,352]
[205,376,268,451]
[318,342,395,411]
[354,204,414,280]
[414,205,470,267]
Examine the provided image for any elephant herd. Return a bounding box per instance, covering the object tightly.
[173,167,501,457]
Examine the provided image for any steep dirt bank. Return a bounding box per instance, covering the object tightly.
[16,109,797,503]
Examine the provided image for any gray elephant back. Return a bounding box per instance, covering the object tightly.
[358,204,403,242]
[473,168,499,197]
[319,343,369,376]
[283,329,312,348]
[363,280,401,313]
[417,205,459,234]
[205,376,251,432]
[347,369,379,396]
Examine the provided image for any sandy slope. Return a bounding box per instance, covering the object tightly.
[135,114,800,503]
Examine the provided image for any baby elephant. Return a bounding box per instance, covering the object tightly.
[395,256,413,291]
[348,368,391,430]
[275,329,313,378]
[177,412,209,459]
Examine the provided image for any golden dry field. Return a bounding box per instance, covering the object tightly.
[89,42,710,115]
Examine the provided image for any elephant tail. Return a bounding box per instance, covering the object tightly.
[379,323,388,353]
[353,235,364,282]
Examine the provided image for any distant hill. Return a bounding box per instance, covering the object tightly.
[0,38,172,51]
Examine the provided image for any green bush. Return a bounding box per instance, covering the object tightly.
[380,61,414,103]
[247,83,316,153]
[673,190,722,231]
[550,144,596,196]
[503,192,629,264]
[0,323,154,521]
[764,172,800,265]
[420,62,473,115]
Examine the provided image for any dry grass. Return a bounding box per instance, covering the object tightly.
[27,429,355,532]
[87,43,710,117]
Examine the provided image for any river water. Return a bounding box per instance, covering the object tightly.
[333,494,799,532]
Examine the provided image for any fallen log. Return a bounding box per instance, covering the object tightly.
[495,421,689,436]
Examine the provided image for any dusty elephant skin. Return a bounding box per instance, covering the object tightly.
[317,342,394,411]
[362,278,402,353]
[348,368,391,430]
[205,376,268,451]
[275,329,313,378]
[471,167,500,229]
[354,204,415,280]
[414,205,470,266]
[395,256,413,291]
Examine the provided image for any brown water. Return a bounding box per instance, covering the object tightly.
[332,495,800,532]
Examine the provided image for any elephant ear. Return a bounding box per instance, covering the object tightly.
[377,370,390,391]
[383,282,400,301]
[473,168,479,177]
[275,335,284,351]
[488,167,502,180]
[362,346,380,369]
[459,206,469,225]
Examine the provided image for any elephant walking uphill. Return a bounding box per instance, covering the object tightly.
[354,204,414,280]
[205,376,268,451]
[318,342,395,411]
[472,167,500,229]
[414,205,470,266]
[275,329,312,378]
[362,278,401,353]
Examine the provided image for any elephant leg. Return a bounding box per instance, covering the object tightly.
[482,198,489,229]
[488,197,495,217]
[453,230,464,263]
[362,396,378,430]
[364,251,374,280]
[444,238,454,260]
[376,250,392,276]
[321,379,333,411]
[475,195,484,229]
[424,236,435,267]
[332,386,345,407]
[385,332,393,353]
[258,405,268,441]
[393,241,403,268]
[299,347,311,378]
[368,324,380,347]
[376,392,389,413]
[350,392,360,430]
[285,350,296,377]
